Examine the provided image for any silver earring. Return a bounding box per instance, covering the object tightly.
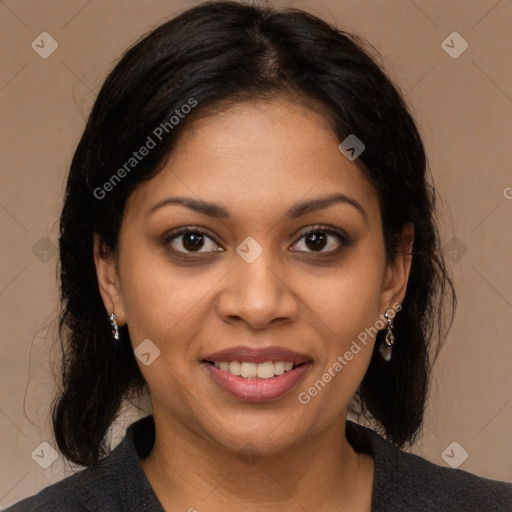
[109,312,119,343]
[379,312,395,362]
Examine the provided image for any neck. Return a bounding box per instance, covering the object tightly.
[140,411,371,512]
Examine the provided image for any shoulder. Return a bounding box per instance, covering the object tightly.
[4,415,164,512]
[346,420,512,512]
[391,446,512,511]
[3,463,112,511]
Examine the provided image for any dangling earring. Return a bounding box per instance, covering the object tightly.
[109,312,119,344]
[379,312,395,362]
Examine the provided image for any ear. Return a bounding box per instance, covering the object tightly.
[93,233,127,326]
[379,223,414,312]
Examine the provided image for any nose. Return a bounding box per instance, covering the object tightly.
[216,249,300,330]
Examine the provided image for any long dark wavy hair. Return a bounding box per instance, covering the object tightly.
[54,0,456,466]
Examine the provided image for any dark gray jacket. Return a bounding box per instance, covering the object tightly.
[5,415,512,511]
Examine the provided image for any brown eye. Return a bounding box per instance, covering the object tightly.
[165,228,223,254]
[291,226,349,254]
[304,232,328,251]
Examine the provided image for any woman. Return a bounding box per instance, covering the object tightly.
[7,1,511,511]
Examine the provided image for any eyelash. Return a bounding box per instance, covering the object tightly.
[162,224,351,256]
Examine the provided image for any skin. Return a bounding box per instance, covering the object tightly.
[94,97,413,512]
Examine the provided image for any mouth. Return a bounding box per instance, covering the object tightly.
[201,346,312,402]
[204,360,304,378]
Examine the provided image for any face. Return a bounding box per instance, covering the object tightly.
[95,98,412,456]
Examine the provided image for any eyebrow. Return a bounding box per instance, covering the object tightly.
[149,192,368,224]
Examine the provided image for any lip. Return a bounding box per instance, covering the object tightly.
[203,361,311,402]
[202,345,311,364]
[201,346,312,403]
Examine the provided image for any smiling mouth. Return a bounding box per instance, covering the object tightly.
[203,360,305,379]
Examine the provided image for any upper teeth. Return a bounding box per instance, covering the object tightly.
[213,361,294,378]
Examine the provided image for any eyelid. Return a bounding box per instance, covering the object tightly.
[290,224,351,253]
[293,224,350,242]
[162,226,222,247]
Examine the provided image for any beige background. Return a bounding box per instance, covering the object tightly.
[1,0,511,507]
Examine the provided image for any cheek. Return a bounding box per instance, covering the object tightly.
[117,243,214,354]
[313,254,385,344]
[293,258,384,426]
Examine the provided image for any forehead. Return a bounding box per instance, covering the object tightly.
[125,98,380,224]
